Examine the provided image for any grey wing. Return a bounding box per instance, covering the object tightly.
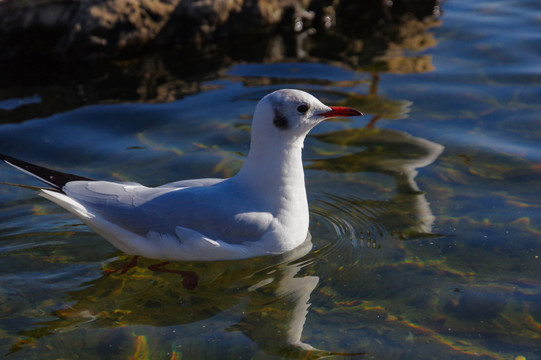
[63,181,181,237]
[158,178,225,188]
[63,180,273,244]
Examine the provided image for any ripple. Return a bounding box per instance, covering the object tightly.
[309,190,444,264]
[310,194,391,259]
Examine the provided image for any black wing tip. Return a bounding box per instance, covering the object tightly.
[0,153,18,164]
[0,153,94,190]
[1,181,60,193]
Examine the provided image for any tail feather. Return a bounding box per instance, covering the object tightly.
[0,154,93,191]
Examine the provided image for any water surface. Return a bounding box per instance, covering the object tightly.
[0,0,540,359]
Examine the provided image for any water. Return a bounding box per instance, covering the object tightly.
[1,0,540,359]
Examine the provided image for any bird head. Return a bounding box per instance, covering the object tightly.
[252,89,363,146]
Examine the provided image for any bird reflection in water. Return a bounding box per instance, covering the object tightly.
[12,240,362,359]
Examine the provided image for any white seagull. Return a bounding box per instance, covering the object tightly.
[1,89,362,261]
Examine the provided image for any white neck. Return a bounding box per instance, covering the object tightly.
[236,135,307,207]
[233,133,309,239]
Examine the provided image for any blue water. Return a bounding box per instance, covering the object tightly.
[1,0,540,359]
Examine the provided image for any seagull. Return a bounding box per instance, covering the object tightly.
[1,89,362,261]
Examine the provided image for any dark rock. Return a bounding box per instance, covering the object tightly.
[0,0,440,63]
[0,0,311,62]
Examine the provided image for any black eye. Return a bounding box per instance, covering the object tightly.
[297,104,309,113]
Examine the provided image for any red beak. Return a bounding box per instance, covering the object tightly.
[317,106,363,118]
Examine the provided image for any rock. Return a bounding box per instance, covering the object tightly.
[0,0,439,63]
[0,0,310,62]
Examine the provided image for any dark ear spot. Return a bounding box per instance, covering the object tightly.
[273,109,288,130]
